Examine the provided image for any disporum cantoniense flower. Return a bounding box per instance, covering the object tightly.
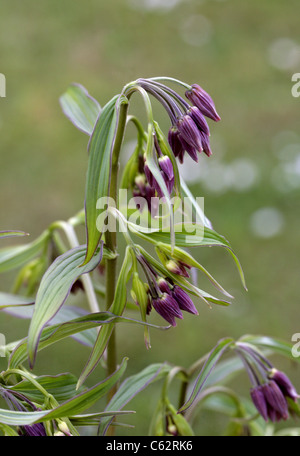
[135,255,198,326]
[185,84,221,122]
[236,342,299,423]
[137,78,220,165]
[268,369,299,402]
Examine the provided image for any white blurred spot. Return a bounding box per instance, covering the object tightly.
[250,207,285,238]
[180,15,213,47]
[271,152,300,192]
[227,158,259,192]
[268,38,300,70]
[128,0,182,11]
[272,130,299,156]
[202,162,232,194]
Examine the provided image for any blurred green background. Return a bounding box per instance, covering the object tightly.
[0,0,300,436]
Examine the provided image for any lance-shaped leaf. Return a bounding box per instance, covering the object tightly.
[127,220,246,290]
[59,83,101,135]
[0,292,34,309]
[137,245,231,308]
[7,373,85,403]
[0,230,50,274]
[239,335,300,362]
[39,358,128,421]
[27,244,103,367]
[0,295,97,347]
[78,246,133,387]
[83,94,129,265]
[144,123,175,250]
[9,311,168,369]
[0,230,29,240]
[99,363,172,435]
[179,337,235,413]
[0,407,132,428]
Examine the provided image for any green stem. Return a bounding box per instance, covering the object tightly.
[105,98,129,433]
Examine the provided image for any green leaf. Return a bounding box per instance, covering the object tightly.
[27,244,103,367]
[137,245,231,308]
[9,311,168,369]
[0,230,29,239]
[0,230,50,273]
[179,338,235,413]
[128,221,246,290]
[0,294,98,347]
[0,409,48,426]
[59,83,101,135]
[83,94,128,265]
[70,412,135,427]
[78,246,133,387]
[99,363,173,435]
[8,373,85,403]
[239,335,300,362]
[144,123,175,250]
[156,242,233,298]
[0,292,34,309]
[39,358,128,421]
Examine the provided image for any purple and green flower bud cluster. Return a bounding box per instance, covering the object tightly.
[134,253,198,327]
[129,78,220,215]
[236,343,299,423]
[138,79,220,164]
[132,144,175,215]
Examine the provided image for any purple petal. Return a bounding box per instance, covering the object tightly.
[262,381,289,420]
[188,106,210,135]
[269,369,299,402]
[250,386,268,421]
[159,156,174,181]
[172,286,198,315]
[152,293,183,326]
[185,84,221,122]
[177,115,203,152]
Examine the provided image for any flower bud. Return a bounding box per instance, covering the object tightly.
[185,84,221,122]
[172,285,198,315]
[152,293,183,326]
[268,368,299,402]
[158,156,174,181]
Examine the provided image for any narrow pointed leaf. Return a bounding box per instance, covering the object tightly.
[83,95,123,265]
[0,231,29,239]
[179,337,235,413]
[8,373,85,402]
[127,220,246,290]
[27,244,103,367]
[0,230,50,273]
[9,311,168,369]
[0,292,34,309]
[38,358,128,421]
[0,409,49,426]
[144,123,175,250]
[99,363,172,435]
[239,335,300,362]
[137,245,231,307]
[59,83,101,135]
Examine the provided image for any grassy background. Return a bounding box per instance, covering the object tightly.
[0,0,300,435]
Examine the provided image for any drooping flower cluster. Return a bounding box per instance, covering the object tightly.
[236,342,299,422]
[139,78,220,164]
[132,253,198,327]
[130,78,220,214]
